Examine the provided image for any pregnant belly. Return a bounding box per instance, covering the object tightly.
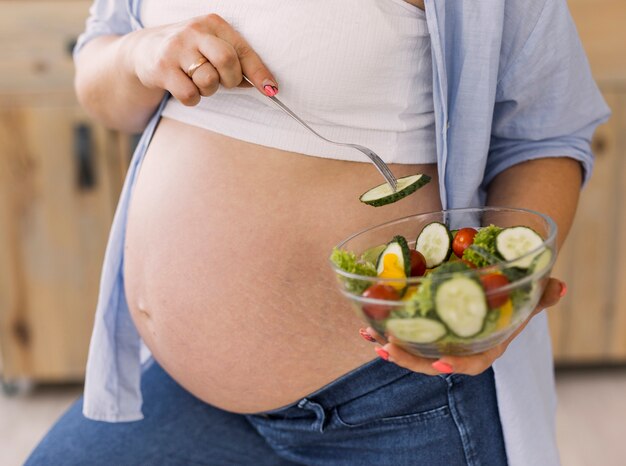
[124,118,442,413]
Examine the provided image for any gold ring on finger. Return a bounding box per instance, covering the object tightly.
[186,57,208,78]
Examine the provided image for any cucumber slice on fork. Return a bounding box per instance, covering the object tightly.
[359,174,431,207]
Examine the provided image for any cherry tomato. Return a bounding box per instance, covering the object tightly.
[453,227,478,258]
[362,284,399,320]
[480,273,510,309]
[409,249,427,277]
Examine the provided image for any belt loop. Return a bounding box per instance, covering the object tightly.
[297,398,327,433]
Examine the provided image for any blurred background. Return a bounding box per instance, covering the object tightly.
[0,0,625,465]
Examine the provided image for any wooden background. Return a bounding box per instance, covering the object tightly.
[0,1,130,383]
[548,0,626,364]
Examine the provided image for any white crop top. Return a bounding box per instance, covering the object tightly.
[141,0,437,164]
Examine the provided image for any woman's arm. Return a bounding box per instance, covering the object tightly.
[75,34,164,132]
[75,15,279,133]
[363,0,609,375]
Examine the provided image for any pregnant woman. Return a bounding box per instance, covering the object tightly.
[27,0,608,464]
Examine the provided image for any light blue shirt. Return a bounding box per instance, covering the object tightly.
[75,1,609,465]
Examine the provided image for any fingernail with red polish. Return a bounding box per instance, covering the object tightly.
[559,281,568,298]
[432,361,454,374]
[359,328,376,343]
[263,84,278,97]
[375,346,389,361]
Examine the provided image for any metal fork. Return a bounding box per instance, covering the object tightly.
[243,76,398,191]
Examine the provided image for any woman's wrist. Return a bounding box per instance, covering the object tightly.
[74,33,165,132]
[117,30,166,103]
[101,30,166,131]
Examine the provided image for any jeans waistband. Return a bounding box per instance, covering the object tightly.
[260,358,415,417]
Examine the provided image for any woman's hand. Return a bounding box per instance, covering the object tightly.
[128,14,278,106]
[360,278,566,376]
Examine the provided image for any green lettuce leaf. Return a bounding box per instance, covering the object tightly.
[462,224,503,267]
[404,274,434,317]
[330,248,377,294]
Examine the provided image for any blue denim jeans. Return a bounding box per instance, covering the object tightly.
[26,360,507,465]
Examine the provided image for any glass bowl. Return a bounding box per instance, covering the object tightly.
[329,207,557,357]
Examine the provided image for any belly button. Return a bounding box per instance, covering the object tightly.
[137,300,152,319]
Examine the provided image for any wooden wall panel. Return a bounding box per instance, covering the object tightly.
[607,92,626,361]
[568,0,626,84]
[547,1,626,364]
[549,92,621,362]
[0,1,90,98]
[0,102,118,381]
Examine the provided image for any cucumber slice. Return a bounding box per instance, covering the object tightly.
[435,276,488,338]
[415,222,452,268]
[359,174,431,207]
[496,226,544,269]
[376,235,411,278]
[386,317,447,343]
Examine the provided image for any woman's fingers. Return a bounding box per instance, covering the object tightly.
[362,327,387,345]
[536,278,565,310]
[362,328,499,375]
[190,60,221,96]
[167,69,201,106]
[196,36,242,89]
[436,346,504,376]
[136,14,278,105]
[197,14,278,94]
[378,342,440,376]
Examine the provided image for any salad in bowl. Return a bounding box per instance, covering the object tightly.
[329,207,557,357]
